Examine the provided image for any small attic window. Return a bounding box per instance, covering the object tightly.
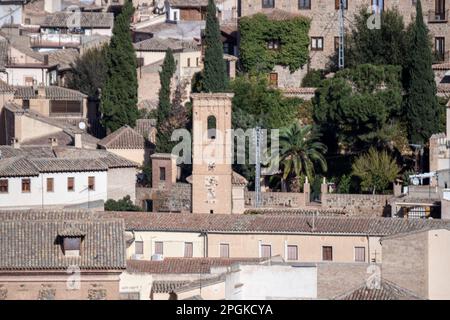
[58,226,85,257]
[63,237,82,257]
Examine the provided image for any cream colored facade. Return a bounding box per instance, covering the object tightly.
[427,229,450,299]
[125,230,383,264]
[106,148,150,166]
[128,231,205,260]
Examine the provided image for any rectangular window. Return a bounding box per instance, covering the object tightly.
[46,178,54,192]
[159,167,166,181]
[49,101,82,116]
[262,0,275,8]
[0,179,8,193]
[88,176,95,191]
[187,58,191,67]
[67,177,74,192]
[261,244,272,258]
[311,37,324,51]
[298,0,311,9]
[196,57,200,66]
[435,37,446,61]
[21,178,31,193]
[220,243,230,258]
[335,0,348,9]
[269,72,278,87]
[173,11,178,21]
[184,242,193,257]
[155,241,164,255]
[135,241,144,255]
[24,76,34,86]
[371,0,384,13]
[267,39,281,50]
[355,247,366,262]
[287,245,298,261]
[322,246,333,261]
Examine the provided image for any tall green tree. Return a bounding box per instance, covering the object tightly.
[156,49,176,152]
[346,8,408,68]
[67,45,108,99]
[403,0,440,145]
[352,148,400,194]
[101,1,139,133]
[276,123,327,191]
[203,0,228,92]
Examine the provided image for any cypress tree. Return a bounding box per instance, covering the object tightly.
[203,0,228,92]
[404,0,440,145]
[156,49,176,152]
[101,1,139,133]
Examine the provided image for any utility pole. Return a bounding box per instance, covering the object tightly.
[254,127,261,208]
[338,0,345,69]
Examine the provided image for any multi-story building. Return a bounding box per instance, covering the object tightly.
[0,145,138,210]
[238,0,450,80]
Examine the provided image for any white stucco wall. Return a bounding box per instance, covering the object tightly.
[1,67,55,86]
[225,264,317,300]
[0,171,107,209]
[428,229,450,300]
[107,167,137,202]
[119,272,153,300]
[0,5,22,26]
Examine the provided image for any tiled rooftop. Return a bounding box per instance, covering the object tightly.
[41,12,114,28]
[98,212,450,236]
[0,212,126,271]
[335,280,423,300]
[98,125,151,149]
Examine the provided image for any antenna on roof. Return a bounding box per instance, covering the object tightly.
[78,121,86,130]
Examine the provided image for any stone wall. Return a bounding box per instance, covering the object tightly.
[381,231,429,299]
[321,193,393,216]
[153,183,192,213]
[316,262,373,299]
[245,191,306,208]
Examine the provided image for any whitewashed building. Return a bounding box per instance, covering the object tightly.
[0,145,138,210]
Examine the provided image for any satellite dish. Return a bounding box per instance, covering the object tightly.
[412,177,420,186]
[78,122,86,130]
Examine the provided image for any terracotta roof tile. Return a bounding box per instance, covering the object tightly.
[126,257,264,274]
[99,212,450,235]
[0,214,126,271]
[98,125,150,149]
[41,12,114,28]
[335,280,424,300]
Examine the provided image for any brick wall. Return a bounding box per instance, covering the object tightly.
[316,262,373,299]
[381,231,428,298]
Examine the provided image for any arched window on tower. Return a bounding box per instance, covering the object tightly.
[207,115,216,139]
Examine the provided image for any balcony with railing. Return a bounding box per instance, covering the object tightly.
[428,9,449,23]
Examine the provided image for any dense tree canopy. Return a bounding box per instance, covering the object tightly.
[100,1,139,133]
[313,64,404,154]
[346,8,409,68]
[67,45,107,99]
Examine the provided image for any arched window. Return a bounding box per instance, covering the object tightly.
[207,115,216,139]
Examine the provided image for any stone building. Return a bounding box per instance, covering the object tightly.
[0,210,126,300]
[239,0,450,82]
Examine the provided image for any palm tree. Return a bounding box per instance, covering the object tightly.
[275,123,327,191]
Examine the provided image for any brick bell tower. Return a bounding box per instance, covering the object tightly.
[191,93,234,214]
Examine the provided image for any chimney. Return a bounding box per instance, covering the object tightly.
[11,138,20,149]
[49,137,58,147]
[44,0,62,14]
[74,133,82,149]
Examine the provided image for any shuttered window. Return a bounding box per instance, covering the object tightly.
[50,101,82,116]
[184,242,193,257]
[261,244,272,258]
[22,179,31,193]
[322,246,333,261]
[47,178,54,192]
[355,247,366,262]
[298,0,311,9]
[0,179,8,193]
[155,241,164,255]
[67,177,75,192]
[135,241,144,255]
[287,245,298,261]
[220,243,230,258]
